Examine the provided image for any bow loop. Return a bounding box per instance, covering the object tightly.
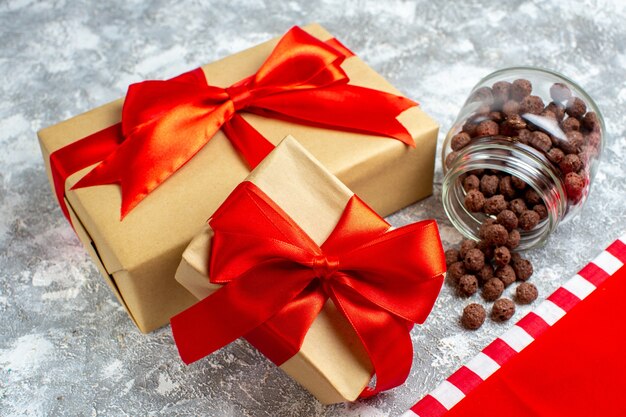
[252,26,349,92]
[334,220,446,324]
[122,79,219,138]
[208,182,323,283]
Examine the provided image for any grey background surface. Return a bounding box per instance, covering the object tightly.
[1,1,625,416]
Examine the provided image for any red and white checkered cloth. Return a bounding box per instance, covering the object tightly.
[403,233,626,417]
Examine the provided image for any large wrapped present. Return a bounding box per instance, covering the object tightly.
[38,24,439,332]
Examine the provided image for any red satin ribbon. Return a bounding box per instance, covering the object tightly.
[50,26,418,220]
[170,181,445,398]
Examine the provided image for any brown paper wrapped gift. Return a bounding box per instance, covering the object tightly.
[37,23,439,333]
[176,135,445,404]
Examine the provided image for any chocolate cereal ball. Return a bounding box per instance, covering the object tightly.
[477,239,495,259]
[445,151,460,169]
[533,204,548,220]
[471,86,494,105]
[492,81,511,104]
[562,131,584,154]
[529,131,552,153]
[513,258,534,281]
[459,239,477,258]
[510,252,523,265]
[451,132,472,151]
[445,249,461,266]
[462,303,486,330]
[559,153,583,174]
[464,248,485,272]
[516,128,533,145]
[505,114,528,131]
[520,95,545,115]
[564,172,585,200]
[509,198,527,216]
[478,218,497,240]
[511,79,532,101]
[519,210,540,231]
[459,274,479,296]
[562,117,580,133]
[546,101,566,120]
[502,100,520,117]
[540,109,557,120]
[579,146,596,165]
[484,224,509,247]
[482,278,505,302]
[582,111,600,131]
[506,229,521,249]
[497,209,519,231]
[492,298,516,321]
[448,261,466,283]
[516,282,538,304]
[524,189,542,206]
[511,176,527,190]
[566,97,586,119]
[464,189,485,212]
[550,82,572,102]
[462,119,479,136]
[499,176,517,199]
[477,264,495,283]
[586,131,601,148]
[547,147,565,164]
[483,195,508,215]
[493,246,511,267]
[480,174,500,197]
[463,174,480,192]
[495,265,516,287]
[475,120,500,137]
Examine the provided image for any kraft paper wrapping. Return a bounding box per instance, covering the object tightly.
[37,23,439,333]
[177,136,377,404]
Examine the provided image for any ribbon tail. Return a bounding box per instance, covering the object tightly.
[330,283,414,397]
[171,262,314,364]
[244,282,327,365]
[222,114,275,169]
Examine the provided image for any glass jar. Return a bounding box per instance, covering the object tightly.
[442,67,605,250]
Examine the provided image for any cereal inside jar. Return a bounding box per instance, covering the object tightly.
[442,67,605,250]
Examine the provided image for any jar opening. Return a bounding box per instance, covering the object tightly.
[442,137,568,250]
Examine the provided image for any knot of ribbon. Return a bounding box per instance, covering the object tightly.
[225,78,255,111]
[170,181,445,398]
[50,26,418,220]
[310,254,340,281]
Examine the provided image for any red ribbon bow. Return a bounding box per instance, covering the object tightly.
[50,26,417,220]
[171,181,445,398]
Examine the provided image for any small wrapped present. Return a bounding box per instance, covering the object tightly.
[172,136,446,404]
[38,24,439,332]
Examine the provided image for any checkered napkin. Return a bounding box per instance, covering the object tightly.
[403,233,626,417]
